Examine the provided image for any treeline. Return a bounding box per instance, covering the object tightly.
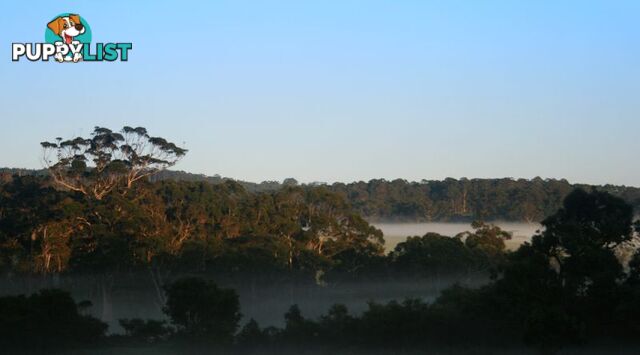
[331,177,640,222]
[5,167,640,222]
[129,170,640,222]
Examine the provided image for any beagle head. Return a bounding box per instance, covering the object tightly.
[47,15,85,44]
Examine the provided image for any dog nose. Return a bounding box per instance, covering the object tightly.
[75,24,84,31]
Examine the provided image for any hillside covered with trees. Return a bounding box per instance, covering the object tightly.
[331,177,640,222]
[3,188,640,354]
[4,168,639,223]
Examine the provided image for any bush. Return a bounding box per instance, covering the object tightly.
[163,277,241,342]
[119,318,172,343]
[236,319,271,347]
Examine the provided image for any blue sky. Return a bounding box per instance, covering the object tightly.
[1,0,639,186]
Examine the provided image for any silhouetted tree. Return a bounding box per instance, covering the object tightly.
[390,232,475,277]
[163,277,241,342]
[457,221,512,273]
[493,189,636,347]
[119,318,172,343]
[236,319,271,347]
[281,304,319,345]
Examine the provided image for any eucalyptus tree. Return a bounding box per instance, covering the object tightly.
[41,126,187,200]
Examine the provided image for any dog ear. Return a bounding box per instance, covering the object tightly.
[69,14,81,26]
[47,17,63,35]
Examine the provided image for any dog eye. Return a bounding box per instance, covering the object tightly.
[70,21,75,26]
[63,23,69,29]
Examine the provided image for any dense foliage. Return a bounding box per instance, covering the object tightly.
[163,277,241,342]
[4,169,640,223]
[0,127,385,278]
[388,221,510,278]
[0,174,511,284]
[331,177,640,222]
[150,171,640,222]
[0,175,385,277]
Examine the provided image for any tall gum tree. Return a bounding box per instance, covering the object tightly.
[39,126,187,320]
[41,126,187,200]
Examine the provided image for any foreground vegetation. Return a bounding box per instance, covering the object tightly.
[5,169,640,224]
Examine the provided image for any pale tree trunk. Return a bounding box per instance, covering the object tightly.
[286,235,294,270]
[100,275,114,322]
[462,188,468,214]
[149,266,167,312]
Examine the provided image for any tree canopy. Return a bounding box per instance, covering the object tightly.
[41,126,187,200]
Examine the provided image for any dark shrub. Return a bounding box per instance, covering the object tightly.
[163,277,241,342]
[119,318,172,343]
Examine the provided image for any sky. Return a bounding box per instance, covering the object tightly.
[1,0,639,186]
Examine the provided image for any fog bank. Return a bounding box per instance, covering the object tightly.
[374,222,541,252]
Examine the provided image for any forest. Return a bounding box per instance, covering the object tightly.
[5,168,640,224]
[1,127,640,353]
[147,170,640,223]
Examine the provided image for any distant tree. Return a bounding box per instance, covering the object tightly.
[163,277,241,342]
[390,232,475,277]
[457,221,512,272]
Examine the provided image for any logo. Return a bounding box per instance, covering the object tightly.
[12,13,132,63]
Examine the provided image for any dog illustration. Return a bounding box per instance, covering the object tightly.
[47,14,85,62]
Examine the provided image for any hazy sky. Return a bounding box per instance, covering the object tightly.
[1,1,639,186]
